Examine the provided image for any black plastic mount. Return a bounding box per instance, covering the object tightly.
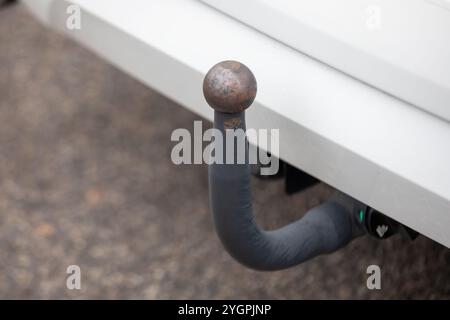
[359,206,419,240]
[250,152,319,194]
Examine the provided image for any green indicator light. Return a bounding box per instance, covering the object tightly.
[359,210,364,222]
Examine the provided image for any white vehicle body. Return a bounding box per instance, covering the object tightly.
[23,0,450,248]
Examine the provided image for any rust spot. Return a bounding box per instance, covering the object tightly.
[224,117,242,129]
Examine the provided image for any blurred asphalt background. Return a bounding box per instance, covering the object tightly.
[0,3,449,299]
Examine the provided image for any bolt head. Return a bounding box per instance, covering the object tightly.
[203,61,257,114]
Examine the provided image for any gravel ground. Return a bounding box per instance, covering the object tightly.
[0,4,448,299]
